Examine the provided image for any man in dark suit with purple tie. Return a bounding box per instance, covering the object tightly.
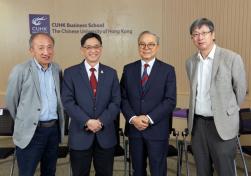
[62,32,121,176]
[121,31,177,176]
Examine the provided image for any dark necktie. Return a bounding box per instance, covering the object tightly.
[90,68,97,96]
[141,64,149,90]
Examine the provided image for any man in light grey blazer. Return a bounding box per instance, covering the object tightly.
[186,18,247,176]
[5,33,64,176]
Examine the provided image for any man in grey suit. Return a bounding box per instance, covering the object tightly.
[5,33,64,176]
[186,18,247,176]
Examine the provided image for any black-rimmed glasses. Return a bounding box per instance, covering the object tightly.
[191,31,211,38]
[83,45,102,50]
[138,43,157,49]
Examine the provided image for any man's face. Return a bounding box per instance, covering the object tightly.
[29,34,54,68]
[138,33,159,62]
[191,25,215,52]
[81,37,102,65]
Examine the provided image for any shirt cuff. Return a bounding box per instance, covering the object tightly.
[146,115,154,124]
[129,116,137,124]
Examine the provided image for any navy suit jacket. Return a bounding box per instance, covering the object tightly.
[121,59,176,140]
[62,61,121,150]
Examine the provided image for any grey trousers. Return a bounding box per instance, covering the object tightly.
[191,117,236,176]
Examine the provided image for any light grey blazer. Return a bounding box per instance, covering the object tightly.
[186,46,247,140]
[5,59,64,149]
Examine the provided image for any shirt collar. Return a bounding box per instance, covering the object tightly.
[197,44,216,61]
[33,58,51,71]
[141,58,156,68]
[84,60,99,72]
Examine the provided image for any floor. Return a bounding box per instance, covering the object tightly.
[0,137,250,176]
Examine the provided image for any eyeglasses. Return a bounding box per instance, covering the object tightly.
[138,43,157,49]
[191,31,211,38]
[83,45,102,50]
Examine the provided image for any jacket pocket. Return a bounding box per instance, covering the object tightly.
[227,105,240,116]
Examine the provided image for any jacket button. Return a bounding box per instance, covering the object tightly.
[37,108,41,111]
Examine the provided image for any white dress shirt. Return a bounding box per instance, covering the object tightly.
[195,44,216,117]
[141,59,155,76]
[84,60,99,81]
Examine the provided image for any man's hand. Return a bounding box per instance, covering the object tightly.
[85,119,102,133]
[131,115,149,131]
[141,115,150,124]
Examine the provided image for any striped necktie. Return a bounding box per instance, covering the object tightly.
[141,64,149,90]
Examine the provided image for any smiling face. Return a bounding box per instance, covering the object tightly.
[29,34,54,69]
[191,25,215,56]
[138,33,159,62]
[81,37,102,66]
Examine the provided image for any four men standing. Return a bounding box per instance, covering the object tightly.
[5,18,247,175]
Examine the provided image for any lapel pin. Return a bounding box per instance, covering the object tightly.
[101,70,104,74]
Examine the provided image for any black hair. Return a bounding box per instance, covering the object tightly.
[80,32,102,46]
[189,18,214,35]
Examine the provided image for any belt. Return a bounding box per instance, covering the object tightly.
[37,120,57,128]
[194,114,214,120]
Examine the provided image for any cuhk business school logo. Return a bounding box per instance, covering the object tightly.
[29,14,50,34]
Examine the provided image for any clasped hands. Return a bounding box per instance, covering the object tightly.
[131,115,150,131]
[85,119,103,133]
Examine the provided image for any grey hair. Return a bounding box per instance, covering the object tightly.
[138,31,160,45]
[29,32,55,48]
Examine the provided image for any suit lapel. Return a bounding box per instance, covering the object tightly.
[30,60,41,99]
[134,61,143,96]
[211,46,221,82]
[143,59,159,95]
[191,56,199,90]
[51,64,60,97]
[79,62,93,98]
[95,64,105,102]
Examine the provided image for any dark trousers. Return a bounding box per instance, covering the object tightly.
[16,124,59,176]
[129,137,168,176]
[191,116,236,176]
[70,137,115,176]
